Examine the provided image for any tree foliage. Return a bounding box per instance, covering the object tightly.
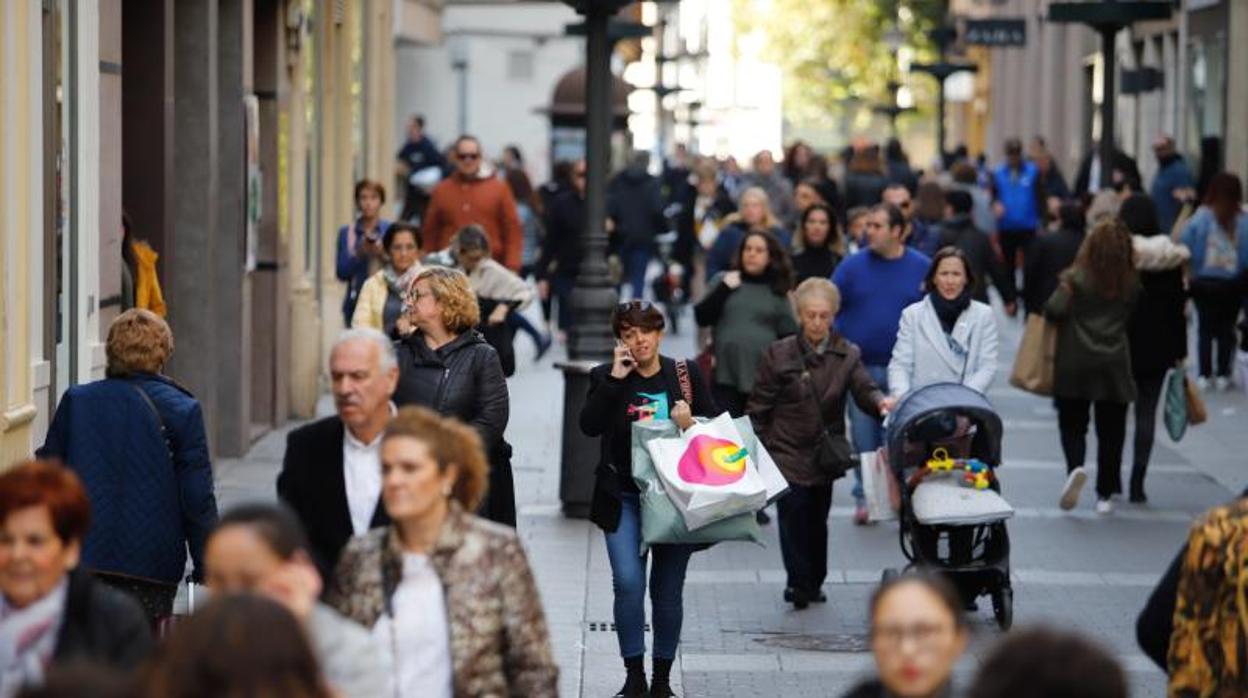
[756,0,949,130]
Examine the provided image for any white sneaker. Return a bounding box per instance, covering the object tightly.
[1060,467,1087,511]
[1216,376,1233,392]
[1096,499,1114,515]
[1197,376,1212,392]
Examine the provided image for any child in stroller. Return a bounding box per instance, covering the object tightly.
[880,382,1015,630]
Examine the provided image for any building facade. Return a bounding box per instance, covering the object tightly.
[0,0,432,464]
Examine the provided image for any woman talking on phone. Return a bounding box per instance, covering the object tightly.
[580,301,720,698]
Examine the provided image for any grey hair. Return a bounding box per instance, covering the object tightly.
[331,328,398,372]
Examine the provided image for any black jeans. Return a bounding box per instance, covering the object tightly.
[1192,281,1240,378]
[1055,398,1129,499]
[998,228,1036,291]
[776,482,833,594]
[1131,371,1167,487]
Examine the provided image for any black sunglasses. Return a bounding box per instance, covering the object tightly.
[616,300,653,312]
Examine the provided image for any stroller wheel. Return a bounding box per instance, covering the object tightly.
[991,586,1013,631]
[881,568,899,583]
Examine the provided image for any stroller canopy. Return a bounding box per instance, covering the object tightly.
[886,383,1004,466]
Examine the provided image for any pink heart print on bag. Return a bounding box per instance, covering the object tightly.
[678,435,748,486]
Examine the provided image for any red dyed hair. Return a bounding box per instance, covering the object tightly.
[0,460,91,543]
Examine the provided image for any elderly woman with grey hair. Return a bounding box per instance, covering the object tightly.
[747,278,888,610]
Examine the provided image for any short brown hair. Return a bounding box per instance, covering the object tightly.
[611,300,665,338]
[414,266,480,333]
[354,179,386,205]
[383,406,488,511]
[106,309,174,377]
[0,460,91,544]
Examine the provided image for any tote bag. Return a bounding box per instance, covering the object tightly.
[1163,369,1188,442]
[1009,313,1057,396]
[646,413,768,531]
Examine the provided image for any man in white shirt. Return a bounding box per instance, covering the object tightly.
[277,328,399,580]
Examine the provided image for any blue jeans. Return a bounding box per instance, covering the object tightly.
[846,364,889,503]
[621,244,653,300]
[603,493,694,660]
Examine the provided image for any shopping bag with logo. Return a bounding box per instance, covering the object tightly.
[645,413,768,531]
[630,420,762,552]
[861,448,899,522]
[1163,368,1188,442]
[732,416,789,504]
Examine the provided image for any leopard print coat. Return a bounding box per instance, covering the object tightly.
[327,504,558,697]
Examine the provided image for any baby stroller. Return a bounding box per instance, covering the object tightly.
[880,383,1015,630]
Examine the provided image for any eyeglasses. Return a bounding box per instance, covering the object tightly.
[456,152,481,161]
[871,622,953,651]
[616,300,653,312]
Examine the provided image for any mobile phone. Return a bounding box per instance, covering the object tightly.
[617,342,635,368]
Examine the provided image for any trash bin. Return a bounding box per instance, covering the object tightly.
[556,359,599,519]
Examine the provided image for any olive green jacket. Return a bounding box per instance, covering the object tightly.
[1044,267,1138,403]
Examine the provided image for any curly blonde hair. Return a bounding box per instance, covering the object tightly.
[383,406,488,511]
[413,266,480,333]
[1072,217,1136,300]
[106,309,174,377]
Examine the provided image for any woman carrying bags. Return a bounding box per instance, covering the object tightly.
[579,301,719,698]
[747,278,887,610]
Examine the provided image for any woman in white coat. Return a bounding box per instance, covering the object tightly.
[888,247,999,401]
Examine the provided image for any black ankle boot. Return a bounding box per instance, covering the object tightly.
[650,657,677,697]
[614,656,648,698]
[1129,466,1147,503]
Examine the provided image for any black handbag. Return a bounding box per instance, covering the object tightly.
[797,342,854,480]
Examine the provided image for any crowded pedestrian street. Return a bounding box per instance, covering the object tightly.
[211,306,1247,698]
[5,0,1248,697]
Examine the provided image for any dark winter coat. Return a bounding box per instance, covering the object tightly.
[52,568,153,670]
[537,189,585,281]
[938,214,1017,304]
[844,171,889,210]
[38,374,218,584]
[1045,268,1139,403]
[1022,225,1084,316]
[607,167,666,250]
[1129,268,1187,377]
[579,357,720,532]
[791,247,842,283]
[394,330,515,526]
[277,416,391,582]
[747,333,883,486]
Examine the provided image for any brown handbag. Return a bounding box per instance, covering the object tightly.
[1009,313,1057,396]
[1185,376,1208,425]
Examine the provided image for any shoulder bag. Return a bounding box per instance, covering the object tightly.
[796,341,853,480]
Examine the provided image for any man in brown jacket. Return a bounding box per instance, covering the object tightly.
[423,135,524,271]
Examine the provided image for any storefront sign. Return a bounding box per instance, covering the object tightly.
[964,19,1026,47]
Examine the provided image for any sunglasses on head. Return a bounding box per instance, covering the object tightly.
[617,300,653,312]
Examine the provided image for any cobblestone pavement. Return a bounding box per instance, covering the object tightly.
[213,303,1248,697]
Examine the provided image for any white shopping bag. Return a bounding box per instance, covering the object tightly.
[731,416,789,504]
[860,449,898,522]
[646,413,768,530]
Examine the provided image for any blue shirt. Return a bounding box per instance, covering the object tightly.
[993,161,1040,231]
[1150,157,1195,235]
[832,247,930,366]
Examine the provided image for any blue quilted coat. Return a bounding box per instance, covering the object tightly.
[38,374,218,583]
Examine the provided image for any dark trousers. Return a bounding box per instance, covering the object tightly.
[998,228,1036,290]
[1192,287,1240,378]
[1055,398,1129,499]
[713,384,748,418]
[550,274,576,333]
[777,482,833,594]
[1131,371,1167,492]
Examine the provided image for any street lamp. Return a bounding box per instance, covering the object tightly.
[874,24,914,138]
[1048,1,1171,189]
[911,26,977,163]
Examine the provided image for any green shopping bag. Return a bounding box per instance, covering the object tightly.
[1164,368,1188,442]
[630,419,763,554]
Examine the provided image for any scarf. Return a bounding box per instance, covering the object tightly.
[0,580,68,698]
[929,290,971,334]
[384,263,421,298]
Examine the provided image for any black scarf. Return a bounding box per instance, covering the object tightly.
[929,290,971,334]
